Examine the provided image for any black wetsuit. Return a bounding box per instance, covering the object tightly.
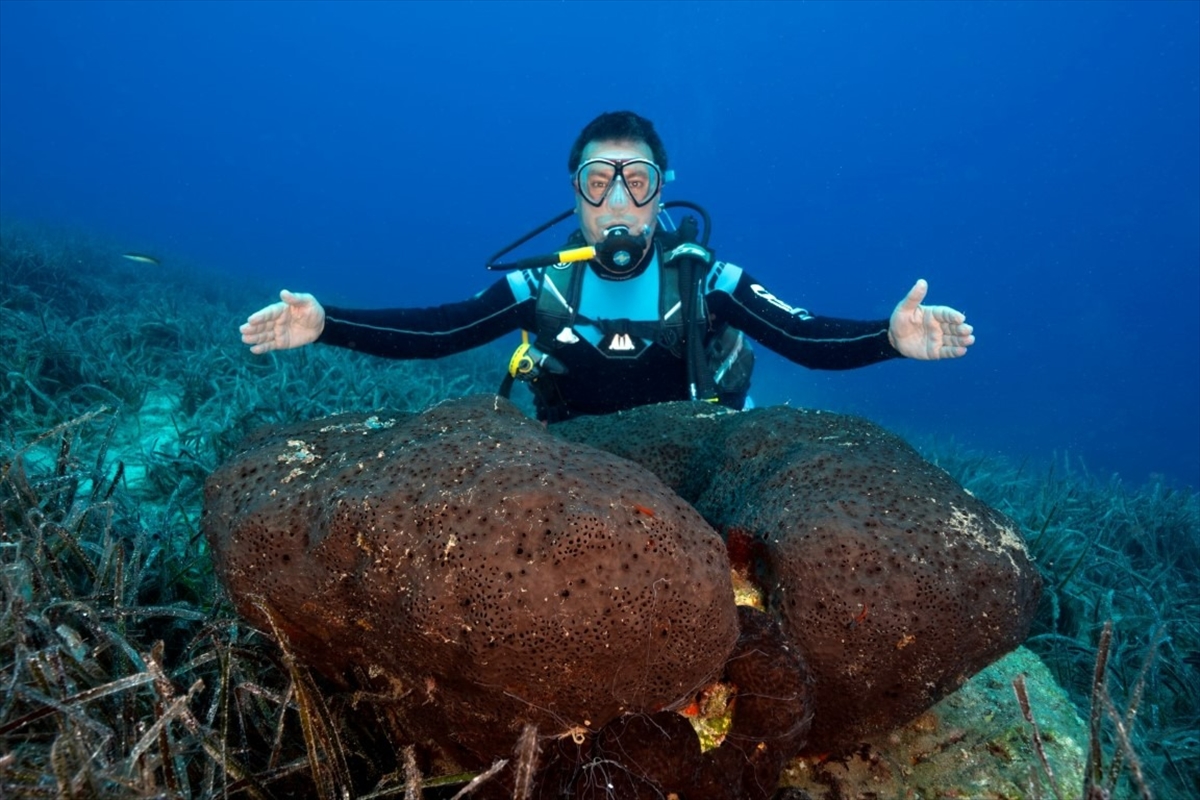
[318,251,899,420]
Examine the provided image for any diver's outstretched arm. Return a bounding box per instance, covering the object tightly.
[239,289,326,355]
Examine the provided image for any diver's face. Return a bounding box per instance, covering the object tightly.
[573,139,661,246]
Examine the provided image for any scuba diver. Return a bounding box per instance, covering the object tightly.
[239,111,975,422]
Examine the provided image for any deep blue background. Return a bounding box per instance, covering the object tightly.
[2,0,1197,490]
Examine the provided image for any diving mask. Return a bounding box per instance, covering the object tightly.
[574,158,663,208]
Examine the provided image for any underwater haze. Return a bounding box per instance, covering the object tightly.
[1,0,1197,490]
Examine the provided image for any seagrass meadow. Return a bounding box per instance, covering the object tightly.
[1,218,1197,799]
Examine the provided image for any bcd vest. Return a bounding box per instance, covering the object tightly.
[511,228,754,415]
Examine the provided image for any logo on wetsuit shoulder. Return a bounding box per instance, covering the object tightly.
[750,284,812,319]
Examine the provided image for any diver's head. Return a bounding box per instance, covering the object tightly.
[568,111,669,178]
[569,112,667,278]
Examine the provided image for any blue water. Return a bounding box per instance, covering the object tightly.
[2,0,1197,490]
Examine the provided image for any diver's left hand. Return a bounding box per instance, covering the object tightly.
[888,279,975,360]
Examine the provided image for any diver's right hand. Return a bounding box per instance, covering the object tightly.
[239,289,326,354]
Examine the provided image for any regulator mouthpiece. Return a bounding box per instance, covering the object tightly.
[594,225,650,278]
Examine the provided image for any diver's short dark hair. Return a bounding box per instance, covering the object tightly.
[568,111,669,173]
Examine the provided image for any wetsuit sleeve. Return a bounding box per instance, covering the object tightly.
[317,276,535,359]
[704,261,901,370]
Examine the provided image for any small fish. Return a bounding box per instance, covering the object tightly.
[122,252,161,266]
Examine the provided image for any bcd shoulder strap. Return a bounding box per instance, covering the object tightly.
[534,261,583,345]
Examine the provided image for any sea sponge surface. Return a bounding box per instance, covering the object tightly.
[202,396,738,762]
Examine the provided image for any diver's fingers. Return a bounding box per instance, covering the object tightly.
[243,301,287,328]
[928,304,966,326]
[240,322,277,353]
[280,289,319,310]
[897,279,929,316]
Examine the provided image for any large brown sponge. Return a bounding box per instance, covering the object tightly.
[202,396,738,764]
[554,402,1043,754]
[204,394,1040,791]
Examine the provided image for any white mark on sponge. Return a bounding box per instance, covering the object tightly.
[947,504,1028,573]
